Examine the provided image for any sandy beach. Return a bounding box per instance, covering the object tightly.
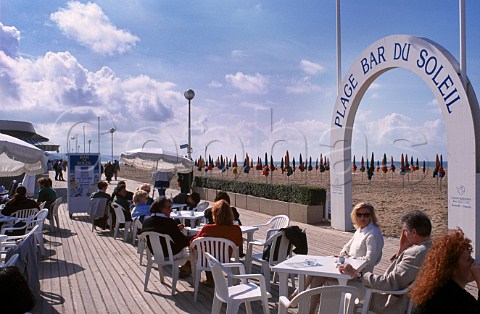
[120,165,448,238]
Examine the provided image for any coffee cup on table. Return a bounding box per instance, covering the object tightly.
[305,258,316,266]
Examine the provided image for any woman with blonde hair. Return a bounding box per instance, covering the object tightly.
[295,202,384,313]
[411,229,480,313]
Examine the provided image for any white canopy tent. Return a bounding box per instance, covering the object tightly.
[120,148,194,173]
[0,133,48,177]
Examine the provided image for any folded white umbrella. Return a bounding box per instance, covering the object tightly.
[0,133,48,176]
[120,148,194,173]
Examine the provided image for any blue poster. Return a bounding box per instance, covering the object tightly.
[67,154,101,216]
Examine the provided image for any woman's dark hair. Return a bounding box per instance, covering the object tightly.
[214,191,231,204]
[0,266,35,313]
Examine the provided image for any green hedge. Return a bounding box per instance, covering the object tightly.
[194,176,326,206]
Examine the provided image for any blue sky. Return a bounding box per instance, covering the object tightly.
[0,1,479,164]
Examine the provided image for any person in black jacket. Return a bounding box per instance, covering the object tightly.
[139,196,189,257]
[204,191,241,225]
[1,186,39,216]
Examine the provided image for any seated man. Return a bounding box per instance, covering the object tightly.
[339,210,432,314]
[90,181,111,229]
[204,191,241,225]
[139,196,189,258]
[2,186,39,216]
[112,185,132,223]
[172,192,200,211]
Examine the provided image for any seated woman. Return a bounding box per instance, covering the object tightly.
[187,200,243,287]
[137,183,154,205]
[299,202,384,313]
[411,229,480,313]
[37,177,57,211]
[131,190,151,223]
[1,186,39,216]
[204,191,241,225]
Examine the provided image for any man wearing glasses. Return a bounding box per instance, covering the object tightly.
[340,210,432,314]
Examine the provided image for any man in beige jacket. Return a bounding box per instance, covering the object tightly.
[339,210,432,314]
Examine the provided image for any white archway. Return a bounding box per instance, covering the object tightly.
[329,35,480,256]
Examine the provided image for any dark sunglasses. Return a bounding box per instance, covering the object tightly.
[356,212,371,218]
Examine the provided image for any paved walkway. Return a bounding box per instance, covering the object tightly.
[29,172,477,313]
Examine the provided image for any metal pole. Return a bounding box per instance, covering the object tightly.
[459,0,467,88]
[88,140,91,153]
[97,116,100,153]
[83,125,86,153]
[111,132,114,162]
[336,0,341,94]
[188,99,192,160]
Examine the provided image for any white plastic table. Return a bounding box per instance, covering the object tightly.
[186,225,259,244]
[170,211,204,228]
[272,254,368,298]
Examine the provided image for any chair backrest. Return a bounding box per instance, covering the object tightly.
[51,197,63,216]
[269,215,290,230]
[111,202,126,224]
[139,231,175,265]
[190,237,238,273]
[205,252,231,301]
[26,208,49,233]
[289,285,363,314]
[263,230,292,265]
[39,201,47,210]
[11,208,38,221]
[89,198,109,217]
[194,201,209,212]
[2,253,19,267]
[361,286,413,314]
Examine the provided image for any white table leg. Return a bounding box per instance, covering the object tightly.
[278,272,288,297]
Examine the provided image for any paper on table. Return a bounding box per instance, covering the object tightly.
[287,262,322,268]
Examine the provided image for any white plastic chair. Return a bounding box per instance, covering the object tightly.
[252,215,290,243]
[278,285,363,314]
[111,202,133,241]
[50,197,63,231]
[25,208,49,256]
[132,215,149,245]
[190,237,239,302]
[39,201,47,210]
[139,231,189,295]
[11,208,39,222]
[0,226,39,262]
[194,201,209,212]
[89,198,109,232]
[1,253,19,267]
[360,286,413,314]
[206,252,271,314]
[245,230,293,292]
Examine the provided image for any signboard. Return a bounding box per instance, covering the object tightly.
[329,34,480,257]
[67,153,101,217]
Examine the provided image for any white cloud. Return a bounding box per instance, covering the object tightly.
[225,72,268,94]
[50,1,139,55]
[299,59,325,75]
[231,49,247,58]
[0,23,20,57]
[208,80,222,88]
[286,77,322,94]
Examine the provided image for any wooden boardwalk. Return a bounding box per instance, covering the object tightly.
[30,173,476,313]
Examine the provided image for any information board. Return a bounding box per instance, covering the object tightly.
[67,153,101,217]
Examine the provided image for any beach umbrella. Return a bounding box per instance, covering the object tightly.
[270,155,275,171]
[256,157,262,171]
[299,154,305,172]
[381,154,388,173]
[367,156,374,180]
[439,154,445,178]
[433,154,439,179]
[390,156,396,179]
[243,157,250,174]
[292,157,296,173]
[320,154,326,173]
[404,154,410,172]
[232,154,238,175]
[360,156,365,172]
[120,147,193,173]
[422,160,426,174]
[308,157,313,171]
[376,160,380,172]
[415,158,419,171]
[352,155,357,172]
[400,154,406,174]
[315,158,319,174]
[325,157,330,171]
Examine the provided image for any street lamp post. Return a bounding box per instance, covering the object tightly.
[109,128,116,162]
[71,134,78,153]
[184,89,195,160]
[88,140,92,153]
